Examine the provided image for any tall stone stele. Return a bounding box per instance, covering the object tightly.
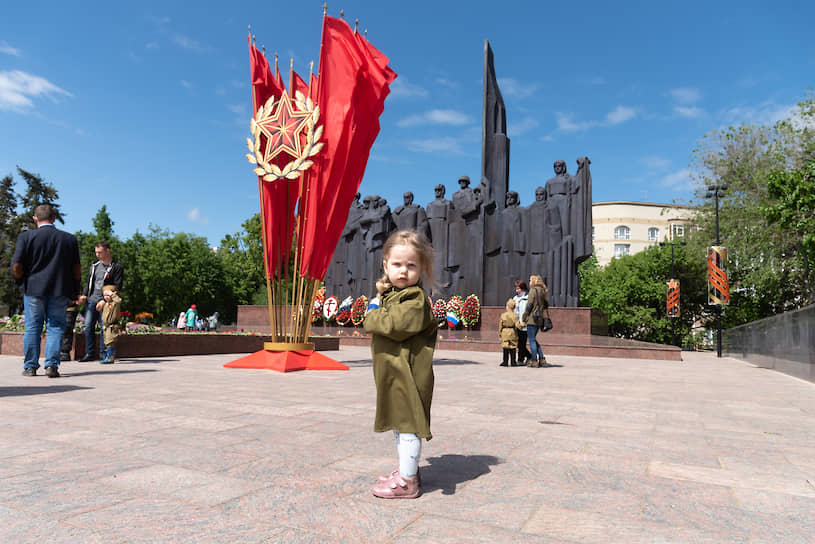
[323,40,592,308]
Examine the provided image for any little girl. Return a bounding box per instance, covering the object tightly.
[363,230,437,499]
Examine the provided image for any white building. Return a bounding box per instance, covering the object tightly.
[592,201,695,266]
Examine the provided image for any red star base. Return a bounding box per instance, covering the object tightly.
[224,349,349,372]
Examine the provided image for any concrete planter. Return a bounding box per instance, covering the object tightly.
[0,331,338,360]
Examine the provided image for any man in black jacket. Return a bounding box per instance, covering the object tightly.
[77,241,124,361]
[12,204,82,377]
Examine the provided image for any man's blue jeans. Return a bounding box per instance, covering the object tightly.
[24,295,69,371]
[84,302,103,358]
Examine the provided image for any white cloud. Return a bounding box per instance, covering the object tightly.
[642,156,671,170]
[497,77,541,98]
[227,103,246,115]
[397,109,472,127]
[606,105,637,125]
[555,112,595,133]
[508,116,539,138]
[145,42,159,50]
[659,169,692,189]
[722,102,795,126]
[405,137,466,154]
[172,34,210,53]
[0,41,21,56]
[0,70,72,111]
[589,76,607,85]
[389,77,428,99]
[187,207,209,225]
[674,105,704,118]
[180,80,192,89]
[435,77,458,89]
[669,87,701,104]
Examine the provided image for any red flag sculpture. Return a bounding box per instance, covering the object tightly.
[226,13,396,372]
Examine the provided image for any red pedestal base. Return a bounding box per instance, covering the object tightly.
[223,349,349,372]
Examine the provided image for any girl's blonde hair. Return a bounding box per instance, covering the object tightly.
[379,230,435,289]
[529,274,545,288]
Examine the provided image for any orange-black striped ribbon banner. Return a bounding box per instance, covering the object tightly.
[666,279,680,317]
[707,246,730,305]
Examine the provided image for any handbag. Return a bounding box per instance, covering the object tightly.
[542,308,553,332]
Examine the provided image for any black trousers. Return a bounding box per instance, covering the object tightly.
[517,330,531,362]
[502,348,516,366]
[61,307,78,358]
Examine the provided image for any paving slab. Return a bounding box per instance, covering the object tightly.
[1,348,814,543]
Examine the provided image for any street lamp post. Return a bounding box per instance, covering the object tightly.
[705,183,727,357]
[660,239,686,347]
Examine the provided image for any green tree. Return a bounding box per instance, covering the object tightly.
[12,167,63,234]
[763,157,815,303]
[579,244,707,345]
[219,213,267,306]
[0,174,20,313]
[688,91,815,326]
[92,205,114,241]
[126,227,236,324]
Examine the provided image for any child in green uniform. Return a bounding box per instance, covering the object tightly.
[95,284,122,364]
[364,230,437,499]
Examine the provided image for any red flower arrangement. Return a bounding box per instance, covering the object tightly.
[446,296,463,329]
[312,292,325,323]
[432,298,447,326]
[461,294,481,327]
[350,295,368,326]
[336,309,351,326]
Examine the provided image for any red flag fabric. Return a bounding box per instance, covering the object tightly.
[298,16,396,279]
[248,37,298,279]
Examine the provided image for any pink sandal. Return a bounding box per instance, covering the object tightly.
[377,467,421,486]
[371,472,421,499]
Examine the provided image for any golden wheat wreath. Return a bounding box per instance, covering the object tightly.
[246,91,324,181]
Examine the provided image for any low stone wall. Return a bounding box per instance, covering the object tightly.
[725,303,815,383]
[239,305,608,336]
[0,332,339,360]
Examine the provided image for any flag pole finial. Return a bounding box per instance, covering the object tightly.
[322,3,327,15]
[354,19,359,34]
[340,9,344,18]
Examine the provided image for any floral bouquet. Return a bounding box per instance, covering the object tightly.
[322,295,339,323]
[119,310,131,328]
[312,292,325,323]
[445,296,463,329]
[336,296,354,326]
[461,294,481,328]
[432,298,447,327]
[350,295,368,326]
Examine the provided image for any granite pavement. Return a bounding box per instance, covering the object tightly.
[1,347,814,543]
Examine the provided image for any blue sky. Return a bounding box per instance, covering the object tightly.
[2,1,813,247]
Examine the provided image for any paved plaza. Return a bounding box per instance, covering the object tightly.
[1,347,814,543]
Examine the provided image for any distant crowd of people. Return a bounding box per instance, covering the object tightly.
[11,205,223,377]
[170,306,219,331]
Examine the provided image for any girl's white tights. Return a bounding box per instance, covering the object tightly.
[393,430,421,478]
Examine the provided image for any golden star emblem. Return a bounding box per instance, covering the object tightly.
[256,91,311,163]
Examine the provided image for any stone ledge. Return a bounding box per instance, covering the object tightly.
[0,332,339,359]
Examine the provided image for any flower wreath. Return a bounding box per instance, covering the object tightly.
[351,295,368,326]
[312,292,325,324]
[336,296,354,326]
[322,295,339,322]
[446,296,463,329]
[432,298,447,326]
[461,294,481,327]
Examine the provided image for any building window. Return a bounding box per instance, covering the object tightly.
[648,227,659,242]
[614,244,630,258]
[614,226,630,240]
[672,224,685,239]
